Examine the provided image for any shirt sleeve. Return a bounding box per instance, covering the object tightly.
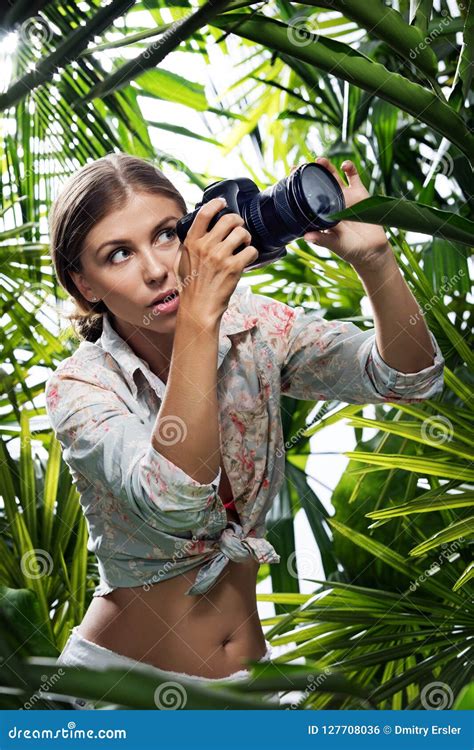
[251,293,445,404]
[45,368,221,533]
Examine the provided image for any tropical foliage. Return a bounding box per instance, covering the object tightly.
[0,0,472,709]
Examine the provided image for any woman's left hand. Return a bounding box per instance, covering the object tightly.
[300,156,393,272]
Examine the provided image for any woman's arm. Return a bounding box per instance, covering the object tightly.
[303,156,438,375]
[352,246,435,373]
[153,309,221,486]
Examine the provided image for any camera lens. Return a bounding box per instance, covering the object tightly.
[243,163,344,251]
[296,163,345,226]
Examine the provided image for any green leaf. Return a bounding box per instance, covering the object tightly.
[409,0,433,34]
[345,416,473,460]
[453,563,474,592]
[0,586,57,658]
[0,0,135,111]
[85,0,235,101]
[20,410,37,544]
[453,681,474,710]
[409,516,473,556]
[330,195,474,246]
[460,0,474,101]
[147,120,219,144]
[210,14,474,160]
[136,68,209,111]
[301,0,438,77]
[344,452,474,481]
[366,491,474,519]
[326,518,458,602]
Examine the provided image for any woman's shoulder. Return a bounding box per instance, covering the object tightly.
[45,339,116,390]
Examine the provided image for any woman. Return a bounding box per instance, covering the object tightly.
[45,152,444,708]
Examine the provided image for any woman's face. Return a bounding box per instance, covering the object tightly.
[70,191,184,334]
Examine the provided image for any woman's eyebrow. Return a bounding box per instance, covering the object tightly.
[94,215,180,256]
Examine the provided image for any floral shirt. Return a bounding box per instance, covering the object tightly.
[44,285,445,598]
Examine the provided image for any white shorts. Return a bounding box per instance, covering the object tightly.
[56,626,278,709]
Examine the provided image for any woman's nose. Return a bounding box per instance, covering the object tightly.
[140,247,168,283]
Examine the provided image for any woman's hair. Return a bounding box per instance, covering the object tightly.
[49,152,187,342]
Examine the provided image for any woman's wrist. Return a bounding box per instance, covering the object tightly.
[351,241,397,280]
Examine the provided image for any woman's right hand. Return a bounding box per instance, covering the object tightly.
[174,198,258,325]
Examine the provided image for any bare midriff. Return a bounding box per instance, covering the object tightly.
[77,461,267,678]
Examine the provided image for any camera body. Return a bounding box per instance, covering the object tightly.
[175,163,345,272]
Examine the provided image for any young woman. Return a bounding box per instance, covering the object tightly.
[45,152,444,708]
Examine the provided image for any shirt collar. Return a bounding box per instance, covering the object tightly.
[98,287,258,398]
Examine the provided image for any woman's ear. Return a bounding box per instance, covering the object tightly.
[69,269,97,303]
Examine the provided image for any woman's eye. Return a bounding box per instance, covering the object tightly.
[106,229,176,263]
[108,247,130,264]
[155,227,177,245]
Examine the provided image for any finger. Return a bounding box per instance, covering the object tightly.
[188,198,227,239]
[208,212,245,244]
[219,224,252,252]
[341,160,364,188]
[315,156,345,189]
[238,244,259,267]
[304,229,337,249]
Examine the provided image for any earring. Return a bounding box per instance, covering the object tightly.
[91,296,98,302]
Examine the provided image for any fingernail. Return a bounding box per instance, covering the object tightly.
[218,197,227,206]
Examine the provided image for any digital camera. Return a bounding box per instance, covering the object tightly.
[175,162,345,271]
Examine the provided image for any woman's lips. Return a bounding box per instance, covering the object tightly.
[150,291,180,314]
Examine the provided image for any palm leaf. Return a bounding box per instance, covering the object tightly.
[211,13,474,159]
[331,195,474,246]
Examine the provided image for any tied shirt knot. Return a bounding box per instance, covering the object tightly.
[185,521,280,596]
